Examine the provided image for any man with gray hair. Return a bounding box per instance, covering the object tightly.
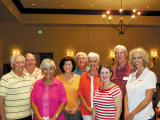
[0,54,32,120]
[112,45,134,120]
[74,52,89,76]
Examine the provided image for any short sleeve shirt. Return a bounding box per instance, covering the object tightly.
[112,61,134,98]
[126,67,157,120]
[93,85,122,119]
[0,70,32,119]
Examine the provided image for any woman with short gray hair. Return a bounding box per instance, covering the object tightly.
[31,58,68,120]
[78,52,102,120]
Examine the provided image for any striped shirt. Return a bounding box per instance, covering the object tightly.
[93,85,122,120]
[0,70,32,119]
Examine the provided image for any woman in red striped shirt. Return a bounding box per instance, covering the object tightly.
[92,65,122,120]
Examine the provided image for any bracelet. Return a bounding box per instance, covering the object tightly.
[55,114,58,118]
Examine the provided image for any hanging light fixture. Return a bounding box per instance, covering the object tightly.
[102,0,141,35]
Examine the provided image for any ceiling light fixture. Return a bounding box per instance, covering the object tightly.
[102,0,141,35]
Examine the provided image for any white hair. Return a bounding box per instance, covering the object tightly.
[10,54,25,64]
[40,59,56,70]
[76,52,87,60]
[87,52,100,63]
[114,45,127,53]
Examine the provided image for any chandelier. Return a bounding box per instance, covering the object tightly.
[102,0,141,35]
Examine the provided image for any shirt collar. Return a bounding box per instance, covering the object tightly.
[39,76,59,86]
[117,61,128,71]
[76,66,89,72]
[134,67,148,76]
[10,70,25,79]
[86,69,99,78]
[23,67,40,75]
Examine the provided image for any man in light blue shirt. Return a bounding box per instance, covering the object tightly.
[74,52,89,76]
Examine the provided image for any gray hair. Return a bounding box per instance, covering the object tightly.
[76,52,87,60]
[87,52,100,63]
[40,59,56,70]
[10,54,25,64]
[114,45,127,53]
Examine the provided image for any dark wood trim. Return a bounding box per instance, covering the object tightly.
[12,0,160,16]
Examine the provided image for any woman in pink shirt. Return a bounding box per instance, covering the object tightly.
[31,59,68,120]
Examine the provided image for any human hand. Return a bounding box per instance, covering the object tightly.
[64,107,72,114]
[87,107,93,114]
[37,116,44,120]
[70,108,78,115]
[49,117,56,120]
[124,112,135,120]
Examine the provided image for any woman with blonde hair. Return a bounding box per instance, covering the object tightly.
[125,48,157,120]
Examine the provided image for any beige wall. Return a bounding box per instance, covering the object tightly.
[1,25,160,82]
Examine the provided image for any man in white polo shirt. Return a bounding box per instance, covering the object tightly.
[0,54,32,120]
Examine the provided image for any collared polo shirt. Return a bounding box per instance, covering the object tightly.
[0,70,32,119]
[74,66,89,76]
[112,61,134,98]
[126,67,157,120]
[31,76,68,120]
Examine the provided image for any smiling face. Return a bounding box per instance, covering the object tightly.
[12,56,25,75]
[115,48,127,64]
[133,52,145,70]
[42,66,55,79]
[77,54,87,68]
[25,53,36,70]
[88,57,99,71]
[99,67,112,83]
[63,60,73,73]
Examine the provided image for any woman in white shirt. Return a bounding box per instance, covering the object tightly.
[125,48,157,120]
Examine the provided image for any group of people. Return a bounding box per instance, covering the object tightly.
[0,45,157,120]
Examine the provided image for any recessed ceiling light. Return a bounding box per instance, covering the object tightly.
[90,4,94,7]
[147,6,149,8]
[62,4,64,6]
[32,3,35,6]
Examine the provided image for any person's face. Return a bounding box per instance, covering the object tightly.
[42,66,55,79]
[25,54,36,70]
[100,67,112,82]
[12,56,25,74]
[77,54,87,68]
[88,57,99,71]
[63,60,73,73]
[115,48,127,64]
[133,52,145,70]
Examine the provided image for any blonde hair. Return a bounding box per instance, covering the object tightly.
[129,48,153,69]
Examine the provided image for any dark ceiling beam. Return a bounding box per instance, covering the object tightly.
[12,0,160,16]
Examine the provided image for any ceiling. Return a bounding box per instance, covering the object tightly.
[20,0,160,11]
[0,0,160,25]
